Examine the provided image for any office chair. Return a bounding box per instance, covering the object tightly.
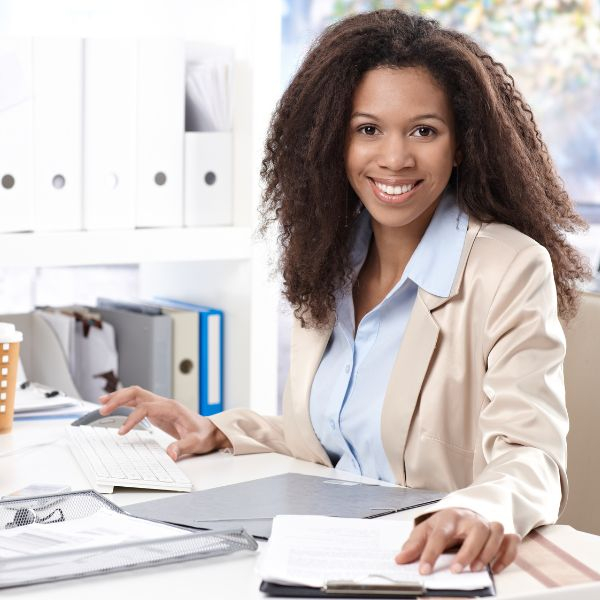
[559,291,600,535]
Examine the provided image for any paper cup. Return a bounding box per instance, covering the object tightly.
[0,323,23,433]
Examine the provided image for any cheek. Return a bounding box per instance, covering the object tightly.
[345,144,368,179]
[426,144,455,178]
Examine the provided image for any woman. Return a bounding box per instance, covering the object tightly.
[99,9,589,575]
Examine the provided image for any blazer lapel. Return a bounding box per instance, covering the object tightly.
[381,294,439,485]
[289,321,333,465]
[381,215,482,484]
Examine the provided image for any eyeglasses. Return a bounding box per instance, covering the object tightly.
[5,506,65,529]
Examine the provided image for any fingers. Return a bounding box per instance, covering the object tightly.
[167,433,205,461]
[417,519,457,574]
[396,509,517,576]
[395,521,430,564]
[117,404,151,435]
[492,533,520,574]
[451,520,495,573]
[470,522,504,572]
[98,385,160,415]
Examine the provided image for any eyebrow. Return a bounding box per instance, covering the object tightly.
[350,111,448,124]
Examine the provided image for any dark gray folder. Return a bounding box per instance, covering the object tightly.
[95,306,172,398]
[126,473,445,539]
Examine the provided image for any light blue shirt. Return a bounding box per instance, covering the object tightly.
[309,191,468,482]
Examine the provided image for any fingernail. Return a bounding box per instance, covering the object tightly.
[117,427,125,435]
[451,562,463,574]
[472,561,483,572]
[420,562,432,575]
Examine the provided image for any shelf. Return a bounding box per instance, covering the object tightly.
[0,226,253,267]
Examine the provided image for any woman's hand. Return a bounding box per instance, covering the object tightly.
[98,385,231,460]
[395,508,520,575]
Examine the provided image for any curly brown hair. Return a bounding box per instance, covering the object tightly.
[260,9,590,327]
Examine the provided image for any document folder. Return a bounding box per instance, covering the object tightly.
[126,472,445,539]
[154,297,224,415]
[258,515,495,598]
[259,580,494,598]
[0,490,257,589]
[95,305,173,398]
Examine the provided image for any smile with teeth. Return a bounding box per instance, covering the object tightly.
[372,180,418,196]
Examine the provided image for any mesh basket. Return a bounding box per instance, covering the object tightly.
[0,490,258,589]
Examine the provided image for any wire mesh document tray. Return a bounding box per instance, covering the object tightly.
[0,489,258,589]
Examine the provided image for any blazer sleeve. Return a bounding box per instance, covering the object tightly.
[207,408,291,456]
[415,244,568,537]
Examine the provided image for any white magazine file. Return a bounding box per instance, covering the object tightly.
[83,38,137,230]
[32,37,83,232]
[135,37,185,229]
[0,37,34,233]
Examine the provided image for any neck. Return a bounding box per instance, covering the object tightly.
[366,203,437,287]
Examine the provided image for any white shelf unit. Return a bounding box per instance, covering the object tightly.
[1,0,282,416]
[0,227,253,267]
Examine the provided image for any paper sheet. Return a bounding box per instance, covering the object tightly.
[0,507,186,560]
[15,385,81,413]
[186,60,231,132]
[259,515,493,592]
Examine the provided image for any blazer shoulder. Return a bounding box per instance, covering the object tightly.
[460,221,553,297]
[472,222,551,271]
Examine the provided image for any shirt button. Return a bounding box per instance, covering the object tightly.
[329,419,336,430]
[345,364,351,373]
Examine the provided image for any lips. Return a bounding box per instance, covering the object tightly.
[368,178,423,204]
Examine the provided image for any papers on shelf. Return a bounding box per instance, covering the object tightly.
[186,59,231,132]
[259,515,493,593]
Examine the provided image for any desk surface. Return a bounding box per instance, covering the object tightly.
[1,419,600,600]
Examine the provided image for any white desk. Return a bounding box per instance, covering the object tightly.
[2,419,600,599]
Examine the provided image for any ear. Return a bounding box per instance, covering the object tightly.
[453,149,463,167]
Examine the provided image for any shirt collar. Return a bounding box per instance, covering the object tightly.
[347,188,468,299]
[404,189,468,297]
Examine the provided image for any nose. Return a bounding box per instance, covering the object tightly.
[376,134,415,170]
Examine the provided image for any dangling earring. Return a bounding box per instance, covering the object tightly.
[454,165,459,204]
[344,187,349,229]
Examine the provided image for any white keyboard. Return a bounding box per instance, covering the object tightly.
[66,425,193,493]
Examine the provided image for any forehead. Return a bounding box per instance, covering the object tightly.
[351,66,453,119]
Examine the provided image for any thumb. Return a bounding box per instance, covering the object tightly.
[167,434,202,461]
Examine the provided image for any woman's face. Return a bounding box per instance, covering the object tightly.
[345,66,458,234]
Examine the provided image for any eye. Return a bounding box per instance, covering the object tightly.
[357,125,379,136]
[413,126,436,138]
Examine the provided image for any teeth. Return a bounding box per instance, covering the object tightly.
[374,181,416,195]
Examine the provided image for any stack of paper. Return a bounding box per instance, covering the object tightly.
[185,59,231,132]
[259,515,495,597]
[14,383,94,421]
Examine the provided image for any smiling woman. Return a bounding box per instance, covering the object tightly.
[99,8,591,580]
[346,67,456,232]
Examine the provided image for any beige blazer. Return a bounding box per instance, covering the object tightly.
[209,217,568,538]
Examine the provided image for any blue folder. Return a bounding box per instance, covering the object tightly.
[154,297,224,416]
